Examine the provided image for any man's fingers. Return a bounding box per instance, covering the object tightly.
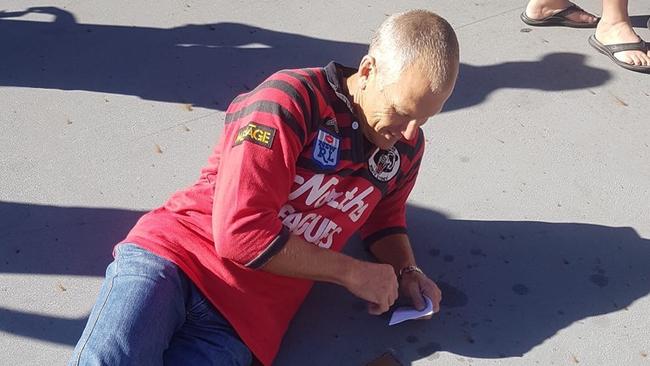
[367,301,389,315]
[422,283,442,313]
[409,284,426,311]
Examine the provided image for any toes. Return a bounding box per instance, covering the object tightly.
[614,51,650,66]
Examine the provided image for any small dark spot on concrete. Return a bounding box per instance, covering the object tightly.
[499,234,506,240]
[640,351,647,358]
[15,249,20,254]
[512,284,529,295]
[470,248,485,256]
[465,334,475,344]
[437,282,469,307]
[571,353,579,363]
[613,95,628,107]
[520,28,533,33]
[428,248,440,257]
[417,342,441,357]
[590,274,609,287]
[406,335,419,344]
[563,259,570,265]
[460,156,470,163]
[443,255,454,262]
[589,89,596,95]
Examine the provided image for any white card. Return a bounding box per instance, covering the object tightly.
[388,295,434,326]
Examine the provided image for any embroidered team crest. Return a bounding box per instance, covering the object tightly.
[368,147,400,182]
[313,128,340,169]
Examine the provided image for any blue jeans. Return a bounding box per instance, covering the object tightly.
[68,244,252,366]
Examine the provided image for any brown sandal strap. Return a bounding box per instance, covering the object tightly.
[603,40,647,54]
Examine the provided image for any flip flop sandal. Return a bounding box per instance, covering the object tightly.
[520,4,599,28]
[588,35,650,74]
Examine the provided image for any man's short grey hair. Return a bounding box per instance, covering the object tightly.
[369,9,459,91]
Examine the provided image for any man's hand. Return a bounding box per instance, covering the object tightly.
[344,261,399,315]
[400,270,442,314]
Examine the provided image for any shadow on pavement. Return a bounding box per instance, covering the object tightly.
[445,54,611,113]
[1,7,610,114]
[278,205,650,365]
[1,201,648,365]
[630,15,650,28]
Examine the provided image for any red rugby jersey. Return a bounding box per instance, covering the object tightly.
[122,62,425,365]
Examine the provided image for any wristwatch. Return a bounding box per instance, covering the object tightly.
[398,265,424,280]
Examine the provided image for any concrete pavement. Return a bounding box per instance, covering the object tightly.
[1,0,649,365]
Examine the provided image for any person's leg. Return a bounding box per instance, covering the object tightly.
[163,281,253,366]
[525,0,598,24]
[68,244,189,366]
[595,0,650,66]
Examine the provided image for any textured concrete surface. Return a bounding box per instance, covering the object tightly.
[1,0,649,365]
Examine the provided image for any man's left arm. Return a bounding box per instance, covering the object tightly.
[368,233,441,313]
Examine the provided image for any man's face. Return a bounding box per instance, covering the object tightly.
[358,59,457,150]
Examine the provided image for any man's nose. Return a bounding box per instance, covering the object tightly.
[401,120,419,140]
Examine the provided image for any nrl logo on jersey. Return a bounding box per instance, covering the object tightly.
[313,128,340,169]
[368,146,400,182]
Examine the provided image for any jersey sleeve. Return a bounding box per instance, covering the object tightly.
[359,134,424,248]
[212,71,319,268]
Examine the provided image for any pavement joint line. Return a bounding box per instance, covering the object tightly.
[456,6,524,30]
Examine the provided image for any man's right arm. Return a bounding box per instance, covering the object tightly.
[261,234,399,315]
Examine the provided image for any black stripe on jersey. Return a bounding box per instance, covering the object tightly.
[225,100,305,144]
[392,155,422,186]
[245,225,290,269]
[363,226,408,250]
[227,79,307,123]
[281,71,322,134]
[302,68,323,91]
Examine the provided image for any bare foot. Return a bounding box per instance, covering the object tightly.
[525,0,598,24]
[596,21,650,66]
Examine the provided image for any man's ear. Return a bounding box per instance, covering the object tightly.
[358,55,377,84]
[359,55,377,79]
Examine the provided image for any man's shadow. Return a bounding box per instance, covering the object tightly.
[277,205,650,365]
[1,7,610,113]
[1,201,649,365]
